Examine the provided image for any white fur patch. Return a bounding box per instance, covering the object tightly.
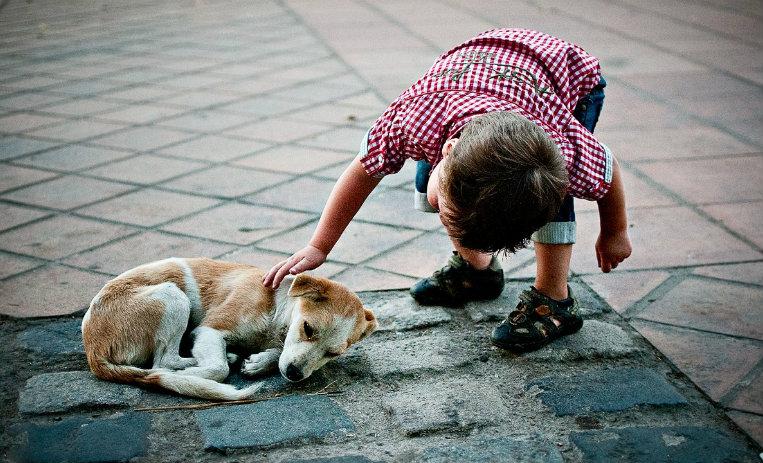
[173,258,203,326]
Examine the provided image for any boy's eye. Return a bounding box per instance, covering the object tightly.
[303,321,314,339]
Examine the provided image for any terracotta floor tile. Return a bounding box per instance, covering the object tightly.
[0,165,58,192]
[41,98,125,117]
[233,146,351,174]
[102,84,181,102]
[582,270,672,314]
[729,370,763,415]
[0,215,136,259]
[224,118,330,143]
[0,203,49,232]
[702,201,763,249]
[95,104,187,124]
[156,90,240,109]
[284,103,377,126]
[330,266,417,292]
[245,176,334,212]
[0,92,66,111]
[0,264,107,317]
[91,126,194,151]
[167,165,290,198]
[158,135,270,162]
[0,135,60,160]
[356,187,443,231]
[636,277,763,340]
[639,156,763,204]
[0,252,42,279]
[1,175,132,210]
[693,262,763,287]
[64,231,235,275]
[726,411,763,448]
[575,168,676,212]
[158,110,253,133]
[220,248,347,280]
[0,112,65,132]
[365,232,455,278]
[77,188,218,226]
[632,320,762,401]
[256,220,421,265]
[162,203,315,245]
[218,96,310,117]
[570,207,761,273]
[85,154,205,184]
[25,119,125,142]
[298,126,368,152]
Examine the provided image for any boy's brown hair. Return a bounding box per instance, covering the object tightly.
[440,111,568,253]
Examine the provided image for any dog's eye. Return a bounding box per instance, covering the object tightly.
[303,321,314,339]
[325,350,341,358]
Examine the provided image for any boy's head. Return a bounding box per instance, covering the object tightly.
[439,111,568,254]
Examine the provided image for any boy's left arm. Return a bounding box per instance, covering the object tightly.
[595,157,632,272]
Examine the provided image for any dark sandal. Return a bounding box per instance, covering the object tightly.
[491,286,583,352]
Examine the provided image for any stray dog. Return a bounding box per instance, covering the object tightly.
[82,257,377,400]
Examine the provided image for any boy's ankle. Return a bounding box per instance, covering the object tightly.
[533,283,569,301]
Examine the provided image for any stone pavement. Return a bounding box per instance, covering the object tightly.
[0,0,761,461]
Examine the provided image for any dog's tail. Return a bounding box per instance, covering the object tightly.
[87,358,261,401]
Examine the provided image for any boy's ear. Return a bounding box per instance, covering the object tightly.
[361,308,378,339]
[288,274,327,302]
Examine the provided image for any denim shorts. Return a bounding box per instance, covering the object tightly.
[414,76,607,245]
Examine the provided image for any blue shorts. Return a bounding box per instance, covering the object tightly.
[414,76,607,245]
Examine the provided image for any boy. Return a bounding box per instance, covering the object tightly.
[263,29,632,352]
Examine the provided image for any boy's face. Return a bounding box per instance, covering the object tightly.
[429,138,459,231]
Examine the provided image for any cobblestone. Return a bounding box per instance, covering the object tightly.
[361,333,472,377]
[17,318,84,356]
[365,294,452,332]
[418,435,563,463]
[527,367,687,416]
[523,320,639,361]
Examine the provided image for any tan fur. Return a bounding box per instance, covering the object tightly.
[82,258,375,400]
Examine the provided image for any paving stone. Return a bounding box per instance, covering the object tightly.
[12,412,150,463]
[693,262,763,287]
[330,266,418,292]
[383,376,508,436]
[0,164,57,192]
[523,320,639,361]
[571,426,759,463]
[16,144,135,171]
[364,294,451,332]
[1,175,133,210]
[582,270,671,314]
[0,135,59,160]
[366,233,456,279]
[18,318,84,355]
[195,395,354,450]
[0,251,41,279]
[18,370,141,415]
[727,411,763,447]
[527,367,687,416]
[418,435,563,463]
[362,333,472,377]
[290,457,380,463]
[85,153,205,184]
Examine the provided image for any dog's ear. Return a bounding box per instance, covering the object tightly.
[288,274,328,302]
[360,308,378,339]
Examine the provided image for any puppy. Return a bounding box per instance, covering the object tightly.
[81,257,377,400]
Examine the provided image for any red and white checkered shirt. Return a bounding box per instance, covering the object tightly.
[360,28,612,200]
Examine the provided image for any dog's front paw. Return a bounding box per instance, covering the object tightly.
[226,353,240,365]
[241,352,277,376]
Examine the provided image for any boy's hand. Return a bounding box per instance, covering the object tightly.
[595,229,632,273]
[262,245,327,289]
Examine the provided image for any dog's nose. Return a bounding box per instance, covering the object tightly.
[285,363,304,382]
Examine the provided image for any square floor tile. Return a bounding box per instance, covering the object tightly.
[0,135,60,160]
[102,84,180,102]
[91,126,195,151]
[729,370,762,415]
[365,232,454,278]
[64,231,236,275]
[0,92,66,111]
[40,98,126,117]
[632,320,762,402]
[224,118,330,142]
[165,165,290,198]
[162,203,315,245]
[84,154,205,184]
[233,146,351,174]
[244,177,335,212]
[285,103,378,126]
[158,135,270,162]
[298,126,368,152]
[0,203,50,232]
[636,277,763,340]
[220,247,347,280]
[157,90,240,108]
[77,188,219,226]
[158,110,252,133]
[0,165,58,192]
[639,155,763,204]
[582,270,672,314]
[218,96,310,117]
[693,262,763,287]
[356,187,443,230]
[26,119,124,142]
[330,266,418,292]
[702,201,763,249]
[257,220,421,264]
[2,175,132,210]
[0,112,65,132]
[94,104,187,124]
[15,144,135,171]
[0,264,107,317]
[0,215,136,259]
[726,411,763,448]
[575,168,677,213]
[0,251,42,279]
[570,207,761,273]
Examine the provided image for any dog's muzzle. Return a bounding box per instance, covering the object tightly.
[284,363,304,382]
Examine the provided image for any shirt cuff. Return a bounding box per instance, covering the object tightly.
[602,142,613,184]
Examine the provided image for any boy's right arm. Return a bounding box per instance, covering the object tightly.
[262,157,381,288]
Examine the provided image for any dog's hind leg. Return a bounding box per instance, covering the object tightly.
[175,326,229,382]
[150,282,197,370]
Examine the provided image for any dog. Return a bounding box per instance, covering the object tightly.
[81,257,377,401]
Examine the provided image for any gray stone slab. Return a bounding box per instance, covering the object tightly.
[290,457,381,463]
[527,367,687,416]
[361,333,472,377]
[571,426,759,463]
[195,395,354,450]
[18,370,142,415]
[18,318,84,355]
[12,412,150,463]
[523,320,639,361]
[383,376,507,436]
[419,435,563,463]
[368,295,452,332]
[466,281,605,322]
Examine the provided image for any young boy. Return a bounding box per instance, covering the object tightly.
[263,29,632,352]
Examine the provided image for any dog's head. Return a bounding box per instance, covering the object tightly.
[279,274,377,382]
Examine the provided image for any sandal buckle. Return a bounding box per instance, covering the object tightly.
[509,311,527,325]
[535,304,551,317]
